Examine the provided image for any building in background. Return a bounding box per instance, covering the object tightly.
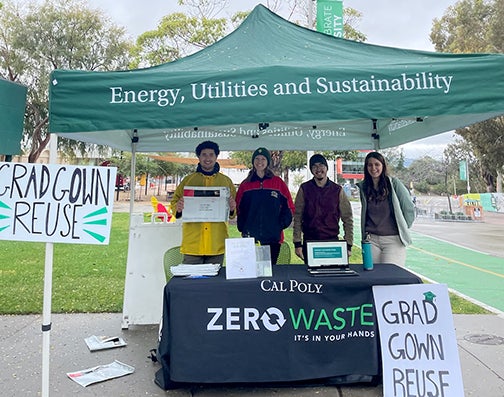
[339,150,371,183]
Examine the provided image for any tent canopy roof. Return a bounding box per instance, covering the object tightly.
[1,79,27,155]
[49,5,504,152]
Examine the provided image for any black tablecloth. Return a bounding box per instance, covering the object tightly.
[155,264,422,389]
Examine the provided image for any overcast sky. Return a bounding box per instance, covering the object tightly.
[87,0,459,51]
[85,0,461,158]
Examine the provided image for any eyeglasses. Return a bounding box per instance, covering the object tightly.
[311,163,326,170]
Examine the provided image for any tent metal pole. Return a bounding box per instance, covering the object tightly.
[372,119,380,151]
[306,150,314,180]
[41,134,58,397]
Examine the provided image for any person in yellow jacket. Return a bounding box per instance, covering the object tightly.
[170,141,236,265]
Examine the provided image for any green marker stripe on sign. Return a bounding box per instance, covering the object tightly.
[84,207,108,218]
[0,200,12,210]
[84,229,106,243]
[84,219,107,226]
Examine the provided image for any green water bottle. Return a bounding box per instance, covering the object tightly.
[362,240,374,271]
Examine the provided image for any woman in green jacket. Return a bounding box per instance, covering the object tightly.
[358,152,415,267]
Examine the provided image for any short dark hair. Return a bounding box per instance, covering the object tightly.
[309,153,328,169]
[195,141,220,157]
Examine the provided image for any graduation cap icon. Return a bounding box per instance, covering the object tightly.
[423,291,436,302]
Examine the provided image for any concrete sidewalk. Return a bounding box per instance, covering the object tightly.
[1,312,503,396]
[2,200,501,396]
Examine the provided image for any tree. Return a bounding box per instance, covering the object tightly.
[0,0,132,162]
[430,0,504,192]
[231,149,306,187]
[407,156,445,193]
[131,1,366,179]
[130,0,231,68]
[340,7,367,42]
[381,147,406,172]
[130,12,227,68]
[281,151,309,186]
[457,118,504,192]
[132,1,367,67]
[231,149,357,188]
[430,0,494,53]
[444,136,489,194]
[230,150,307,184]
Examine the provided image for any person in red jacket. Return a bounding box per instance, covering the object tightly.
[236,148,295,264]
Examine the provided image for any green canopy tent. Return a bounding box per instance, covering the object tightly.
[48,5,504,152]
[0,79,27,157]
[45,4,504,339]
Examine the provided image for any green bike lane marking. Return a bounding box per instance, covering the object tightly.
[352,218,503,312]
[406,231,504,313]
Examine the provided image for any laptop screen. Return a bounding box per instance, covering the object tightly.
[306,241,348,267]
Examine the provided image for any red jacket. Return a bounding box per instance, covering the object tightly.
[236,174,294,244]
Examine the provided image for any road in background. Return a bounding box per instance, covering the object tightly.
[408,198,503,313]
[117,194,504,312]
[352,196,504,313]
[407,225,503,313]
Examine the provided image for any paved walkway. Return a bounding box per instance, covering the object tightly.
[1,312,503,397]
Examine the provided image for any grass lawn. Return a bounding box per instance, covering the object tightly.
[0,212,490,315]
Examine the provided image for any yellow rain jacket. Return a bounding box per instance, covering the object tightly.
[171,171,236,256]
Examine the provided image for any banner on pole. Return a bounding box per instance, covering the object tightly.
[459,160,467,181]
[0,162,116,244]
[316,0,344,38]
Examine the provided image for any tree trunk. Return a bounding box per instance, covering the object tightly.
[27,116,50,163]
[270,150,283,176]
[481,168,495,192]
[283,166,289,186]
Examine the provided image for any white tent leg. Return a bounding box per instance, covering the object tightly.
[41,134,58,397]
[41,243,53,397]
[122,131,138,329]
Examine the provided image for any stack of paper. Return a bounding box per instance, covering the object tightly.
[170,264,221,276]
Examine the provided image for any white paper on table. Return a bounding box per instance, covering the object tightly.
[170,263,221,276]
[225,237,257,279]
[182,186,230,222]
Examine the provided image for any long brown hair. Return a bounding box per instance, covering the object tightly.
[363,152,390,201]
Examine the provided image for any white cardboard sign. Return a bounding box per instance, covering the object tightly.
[0,162,116,244]
[373,283,464,397]
[182,186,230,222]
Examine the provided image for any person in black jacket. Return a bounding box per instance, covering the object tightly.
[236,148,295,264]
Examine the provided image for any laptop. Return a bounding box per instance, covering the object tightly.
[306,241,357,276]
